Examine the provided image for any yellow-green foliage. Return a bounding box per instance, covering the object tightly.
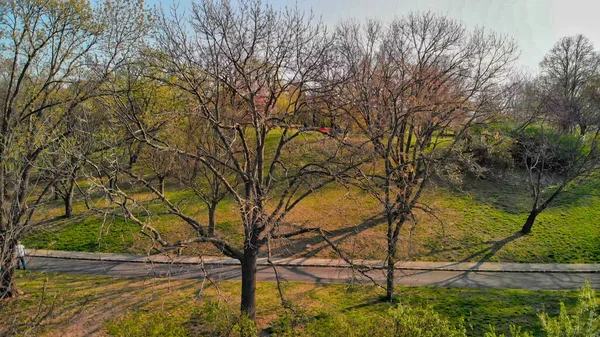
[539,281,600,337]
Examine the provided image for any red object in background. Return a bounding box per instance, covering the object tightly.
[319,127,331,133]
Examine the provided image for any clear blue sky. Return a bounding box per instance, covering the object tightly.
[147,0,600,73]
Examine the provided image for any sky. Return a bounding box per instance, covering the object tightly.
[146,0,600,73]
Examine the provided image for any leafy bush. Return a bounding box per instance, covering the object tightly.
[539,281,600,337]
[443,125,515,180]
[464,127,515,169]
[106,311,187,337]
[510,125,586,174]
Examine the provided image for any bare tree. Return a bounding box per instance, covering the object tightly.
[49,157,81,218]
[99,0,356,320]
[540,35,600,135]
[41,105,101,218]
[140,147,177,195]
[0,0,150,299]
[513,78,600,234]
[177,115,234,236]
[331,14,518,302]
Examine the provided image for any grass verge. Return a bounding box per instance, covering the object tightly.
[0,271,588,336]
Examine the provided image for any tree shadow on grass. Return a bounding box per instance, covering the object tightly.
[436,173,531,215]
[442,170,600,218]
[269,214,387,258]
[2,272,205,336]
[458,231,525,265]
[414,231,525,265]
[30,213,89,231]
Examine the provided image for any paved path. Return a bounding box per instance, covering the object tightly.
[23,250,600,290]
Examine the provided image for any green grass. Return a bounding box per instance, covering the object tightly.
[409,174,600,263]
[21,122,600,264]
[23,169,600,264]
[0,271,588,336]
[23,215,139,253]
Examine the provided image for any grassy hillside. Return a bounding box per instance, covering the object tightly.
[24,167,600,264]
[0,271,586,336]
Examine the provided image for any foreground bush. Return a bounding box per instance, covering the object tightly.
[539,281,600,337]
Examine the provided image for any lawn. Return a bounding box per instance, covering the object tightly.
[24,167,600,264]
[0,271,587,336]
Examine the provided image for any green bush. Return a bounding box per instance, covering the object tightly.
[106,311,187,337]
[443,125,515,180]
[511,125,587,174]
[464,127,515,169]
[539,281,600,337]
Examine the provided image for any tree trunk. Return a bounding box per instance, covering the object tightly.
[240,246,258,320]
[521,208,540,234]
[580,123,588,136]
[108,175,117,190]
[51,184,59,201]
[64,181,75,218]
[208,203,217,236]
[386,241,396,302]
[0,240,16,299]
[385,212,397,303]
[158,176,165,196]
[0,261,15,299]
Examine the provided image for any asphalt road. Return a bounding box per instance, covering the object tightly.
[25,256,600,290]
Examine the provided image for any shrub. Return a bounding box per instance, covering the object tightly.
[510,125,586,174]
[464,127,515,170]
[442,125,515,181]
[539,281,600,337]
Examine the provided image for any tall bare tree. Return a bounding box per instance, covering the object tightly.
[540,35,600,135]
[332,14,518,302]
[0,0,150,298]
[511,77,600,234]
[177,115,234,236]
[100,0,356,319]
